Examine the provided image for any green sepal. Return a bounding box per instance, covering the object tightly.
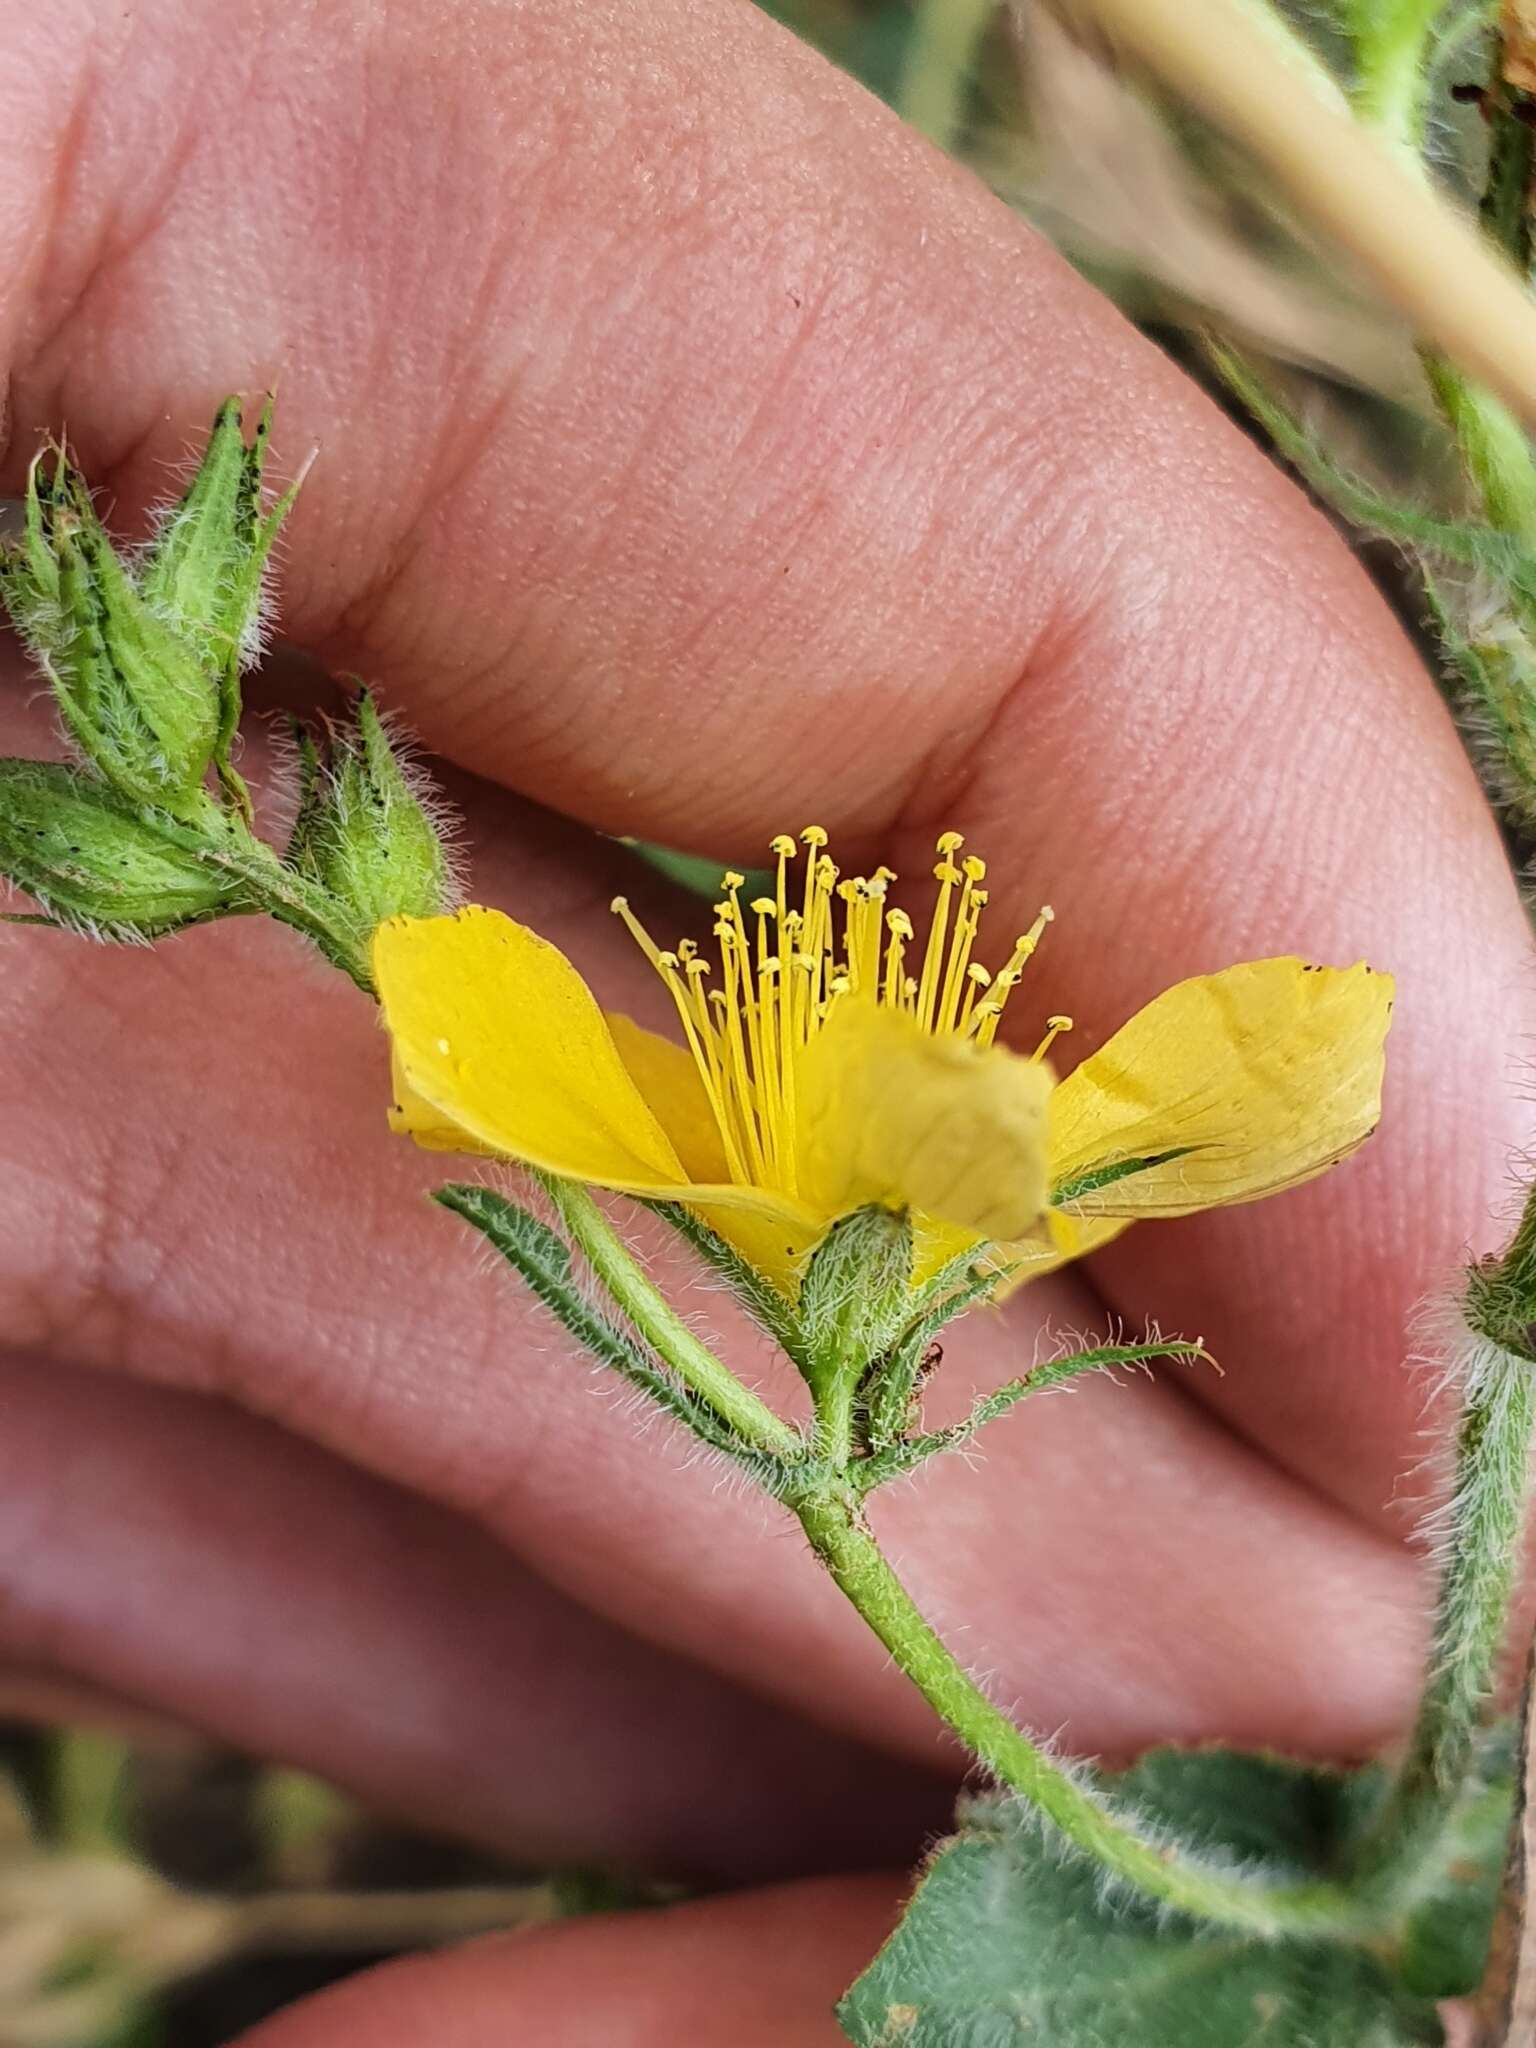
[840,1748,1446,2047]
[861,1258,1004,1452]
[0,759,243,937]
[433,1184,781,1477]
[1050,1147,1195,1206]
[855,1337,1208,1492]
[798,1206,914,1395]
[281,720,329,877]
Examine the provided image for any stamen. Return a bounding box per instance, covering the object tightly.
[615,828,1064,1202]
[958,961,991,1034]
[1033,1014,1073,1063]
[883,907,913,1009]
[916,835,965,1032]
[936,859,988,1034]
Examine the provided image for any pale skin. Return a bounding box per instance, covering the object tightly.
[1,1,1533,2039]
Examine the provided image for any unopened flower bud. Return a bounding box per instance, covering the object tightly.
[286,690,452,939]
[0,399,297,820]
[0,760,239,936]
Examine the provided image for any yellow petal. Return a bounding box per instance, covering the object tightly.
[1048,957,1393,1217]
[684,1198,826,1300]
[606,1014,825,1296]
[912,1214,990,1290]
[795,998,1053,1244]
[372,909,690,1189]
[388,1045,498,1154]
[605,1013,732,1182]
[991,1210,1130,1297]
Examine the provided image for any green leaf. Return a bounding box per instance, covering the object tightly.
[0,759,241,936]
[839,1749,1445,2047]
[1395,1717,1516,1999]
[433,1184,776,1473]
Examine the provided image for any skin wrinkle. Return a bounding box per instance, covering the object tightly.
[0,1358,951,1880]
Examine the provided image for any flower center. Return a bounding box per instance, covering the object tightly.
[612,829,1069,1197]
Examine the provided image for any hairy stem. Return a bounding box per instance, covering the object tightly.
[1349,1184,1536,1903]
[1348,0,1445,145]
[1412,13,1536,549]
[541,1175,804,1462]
[795,1486,1371,1937]
[1347,1339,1535,1902]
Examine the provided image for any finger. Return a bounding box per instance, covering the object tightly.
[0,687,1425,1768]
[231,1875,899,2048]
[0,1352,949,1879]
[3,0,1528,1531]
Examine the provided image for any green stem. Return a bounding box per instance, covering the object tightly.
[1348,0,1445,145]
[1347,1337,1535,1902]
[898,0,994,151]
[541,1175,805,1463]
[1350,1182,1536,1903]
[795,1486,1369,1938]
[1418,17,1536,547]
[1423,353,1536,544]
[816,1372,858,1468]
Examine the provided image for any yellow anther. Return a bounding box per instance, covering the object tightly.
[614,823,1065,1204]
[1033,1015,1073,1062]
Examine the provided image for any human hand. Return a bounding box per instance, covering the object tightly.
[2,1,1530,2037]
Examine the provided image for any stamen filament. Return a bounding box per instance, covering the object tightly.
[613,832,1060,1206]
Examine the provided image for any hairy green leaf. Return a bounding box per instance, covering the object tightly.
[433,1184,774,1471]
[840,1749,1446,2047]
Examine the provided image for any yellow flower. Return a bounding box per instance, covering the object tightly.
[371,828,1393,1300]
